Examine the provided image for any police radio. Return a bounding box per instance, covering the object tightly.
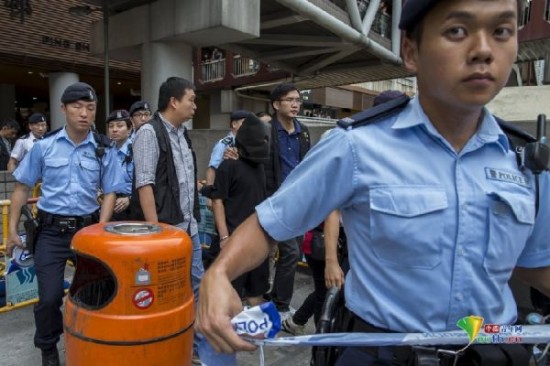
[523,114,550,175]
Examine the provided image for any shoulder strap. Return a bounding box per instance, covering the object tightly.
[124,143,133,164]
[42,127,63,139]
[337,95,411,130]
[495,116,541,216]
[495,117,536,146]
[92,131,111,159]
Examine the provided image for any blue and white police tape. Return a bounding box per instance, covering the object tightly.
[198,302,281,366]
[232,301,281,338]
[247,325,550,347]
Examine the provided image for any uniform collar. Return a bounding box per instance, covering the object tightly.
[393,97,509,153]
[56,127,96,146]
[158,112,184,133]
[273,117,301,134]
[118,138,131,155]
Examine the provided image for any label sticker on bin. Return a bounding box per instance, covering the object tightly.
[133,288,154,309]
[135,265,151,285]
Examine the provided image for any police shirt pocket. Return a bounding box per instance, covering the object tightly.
[369,186,448,269]
[79,159,100,188]
[44,158,70,183]
[484,191,534,279]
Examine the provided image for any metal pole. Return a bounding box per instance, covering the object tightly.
[275,0,402,65]
[103,0,110,120]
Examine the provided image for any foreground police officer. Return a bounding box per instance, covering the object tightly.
[197,0,550,365]
[7,82,125,366]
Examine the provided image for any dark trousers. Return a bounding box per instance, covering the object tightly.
[294,254,326,326]
[270,237,301,311]
[33,225,76,350]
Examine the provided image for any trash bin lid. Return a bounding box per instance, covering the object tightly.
[104,223,162,236]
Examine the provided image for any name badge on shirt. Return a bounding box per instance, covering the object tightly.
[485,167,529,187]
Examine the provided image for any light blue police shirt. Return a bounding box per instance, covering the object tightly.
[256,97,550,332]
[208,132,235,169]
[14,127,126,216]
[114,139,133,195]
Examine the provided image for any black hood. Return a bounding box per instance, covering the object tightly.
[235,114,270,164]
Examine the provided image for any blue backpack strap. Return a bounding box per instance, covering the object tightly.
[337,95,411,130]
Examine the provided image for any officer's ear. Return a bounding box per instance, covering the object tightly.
[402,36,419,75]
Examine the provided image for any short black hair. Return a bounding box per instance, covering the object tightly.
[256,111,271,118]
[270,83,300,109]
[157,77,195,112]
[1,119,19,130]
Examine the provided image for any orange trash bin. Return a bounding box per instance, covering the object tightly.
[64,222,194,366]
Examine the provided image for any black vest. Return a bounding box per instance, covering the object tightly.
[130,115,200,226]
[265,118,311,196]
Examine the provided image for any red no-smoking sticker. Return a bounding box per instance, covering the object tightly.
[133,288,154,309]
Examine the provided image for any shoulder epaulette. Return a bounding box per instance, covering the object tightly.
[42,127,63,139]
[337,95,411,129]
[18,133,30,140]
[495,117,536,145]
[220,136,233,145]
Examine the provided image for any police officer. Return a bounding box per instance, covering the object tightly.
[128,100,152,138]
[196,1,550,365]
[7,112,48,172]
[205,110,249,186]
[7,82,125,366]
[106,109,134,220]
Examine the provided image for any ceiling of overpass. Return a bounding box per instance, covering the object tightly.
[219,0,412,90]
[85,0,158,14]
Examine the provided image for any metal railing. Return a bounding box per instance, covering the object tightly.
[233,55,260,77]
[201,59,226,82]
[372,11,391,38]
[354,77,417,95]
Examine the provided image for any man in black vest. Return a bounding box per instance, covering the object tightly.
[132,77,203,364]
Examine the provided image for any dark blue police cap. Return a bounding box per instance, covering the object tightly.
[28,113,47,124]
[61,82,97,104]
[107,109,130,123]
[399,0,440,31]
[129,101,151,116]
[230,110,250,121]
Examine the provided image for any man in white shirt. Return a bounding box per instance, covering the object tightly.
[8,113,48,172]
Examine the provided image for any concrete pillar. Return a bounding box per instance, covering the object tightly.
[141,42,193,114]
[0,84,15,121]
[48,72,79,130]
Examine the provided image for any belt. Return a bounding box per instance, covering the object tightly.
[38,210,97,230]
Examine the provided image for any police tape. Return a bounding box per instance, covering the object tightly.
[246,325,550,347]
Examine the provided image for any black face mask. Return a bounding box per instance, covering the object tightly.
[235,114,270,164]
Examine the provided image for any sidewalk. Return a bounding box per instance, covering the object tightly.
[0,267,316,366]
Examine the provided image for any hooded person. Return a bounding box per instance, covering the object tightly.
[209,113,271,306]
[234,113,270,165]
